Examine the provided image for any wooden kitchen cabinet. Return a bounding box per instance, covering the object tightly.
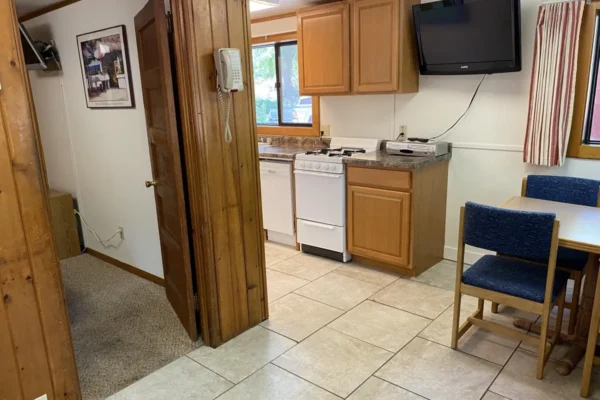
[347,161,449,276]
[352,0,419,93]
[348,186,411,266]
[297,2,350,95]
[296,0,419,95]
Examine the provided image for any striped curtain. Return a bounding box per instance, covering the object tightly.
[523,1,585,167]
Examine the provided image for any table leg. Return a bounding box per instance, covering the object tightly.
[555,255,599,376]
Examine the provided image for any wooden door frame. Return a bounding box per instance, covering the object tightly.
[0,0,80,398]
[171,0,268,347]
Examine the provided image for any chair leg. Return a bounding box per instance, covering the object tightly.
[537,306,553,379]
[581,271,600,397]
[569,272,583,335]
[552,291,566,345]
[451,293,462,350]
[491,302,499,314]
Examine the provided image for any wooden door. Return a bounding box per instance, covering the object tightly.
[135,0,197,340]
[298,2,350,94]
[352,0,399,93]
[0,0,80,398]
[347,185,411,266]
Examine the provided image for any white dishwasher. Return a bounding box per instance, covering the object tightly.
[259,160,295,245]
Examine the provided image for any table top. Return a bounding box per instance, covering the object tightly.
[503,196,600,254]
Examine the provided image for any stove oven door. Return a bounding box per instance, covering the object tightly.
[294,169,345,227]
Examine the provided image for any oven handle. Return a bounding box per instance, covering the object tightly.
[300,220,335,230]
[294,170,342,179]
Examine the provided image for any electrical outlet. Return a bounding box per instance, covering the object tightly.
[398,125,408,140]
[118,226,125,240]
[320,124,331,137]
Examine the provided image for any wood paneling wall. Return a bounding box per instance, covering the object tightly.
[0,0,80,399]
[172,0,267,346]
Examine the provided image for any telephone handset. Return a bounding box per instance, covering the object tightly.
[214,48,244,143]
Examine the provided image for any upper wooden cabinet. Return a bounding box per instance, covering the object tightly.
[297,2,351,95]
[297,0,419,95]
[352,0,419,93]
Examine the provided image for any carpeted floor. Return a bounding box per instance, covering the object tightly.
[61,254,202,400]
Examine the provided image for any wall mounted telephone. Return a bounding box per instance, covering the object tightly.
[214,48,244,143]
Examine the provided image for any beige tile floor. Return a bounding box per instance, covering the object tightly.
[110,242,600,400]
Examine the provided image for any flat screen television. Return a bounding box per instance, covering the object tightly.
[413,0,521,75]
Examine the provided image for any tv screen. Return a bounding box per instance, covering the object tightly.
[413,0,521,75]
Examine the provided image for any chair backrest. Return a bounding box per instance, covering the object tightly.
[524,175,600,208]
[463,202,557,261]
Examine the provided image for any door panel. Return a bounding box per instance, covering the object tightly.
[348,185,411,266]
[135,0,197,340]
[297,2,350,94]
[352,0,399,92]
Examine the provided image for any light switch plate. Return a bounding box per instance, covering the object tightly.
[35,395,48,400]
[320,124,330,137]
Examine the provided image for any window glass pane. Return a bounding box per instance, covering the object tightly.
[279,44,312,125]
[590,78,600,141]
[252,45,278,125]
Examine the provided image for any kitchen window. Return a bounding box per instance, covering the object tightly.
[252,33,320,136]
[568,5,600,159]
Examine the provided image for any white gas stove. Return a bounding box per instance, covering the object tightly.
[294,138,381,262]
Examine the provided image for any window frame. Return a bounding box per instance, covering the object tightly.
[568,2,600,159]
[251,32,320,137]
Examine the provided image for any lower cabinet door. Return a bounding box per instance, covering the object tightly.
[347,185,411,266]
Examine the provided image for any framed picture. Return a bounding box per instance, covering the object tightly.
[76,25,134,109]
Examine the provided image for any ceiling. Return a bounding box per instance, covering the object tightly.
[16,0,323,20]
[15,0,64,16]
[250,0,324,20]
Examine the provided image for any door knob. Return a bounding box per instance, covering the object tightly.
[145,180,157,188]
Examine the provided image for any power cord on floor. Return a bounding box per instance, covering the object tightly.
[74,210,124,248]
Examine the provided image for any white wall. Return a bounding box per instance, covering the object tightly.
[253,0,600,263]
[26,0,164,277]
[252,17,296,37]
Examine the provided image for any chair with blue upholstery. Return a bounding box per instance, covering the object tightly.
[491,175,600,334]
[451,202,568,379]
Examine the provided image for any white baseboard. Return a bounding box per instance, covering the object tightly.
[444,246,488,265]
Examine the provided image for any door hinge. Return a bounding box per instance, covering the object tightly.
[166,11,173,34]
[193,293,199,311]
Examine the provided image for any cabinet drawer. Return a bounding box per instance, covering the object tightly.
[347,166,411,191]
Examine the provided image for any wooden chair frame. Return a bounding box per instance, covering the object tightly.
[491,177,600,335]
[452,206,566,379]
[581,266,600,397]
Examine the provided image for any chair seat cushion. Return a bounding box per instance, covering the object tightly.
[462,255,571,303]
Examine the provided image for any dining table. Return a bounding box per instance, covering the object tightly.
[502,196,600,376]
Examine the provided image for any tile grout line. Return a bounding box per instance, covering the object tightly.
[184,354,237,386]
[268,361,346,398]
[477,344,521,400]
[344,309,442,399]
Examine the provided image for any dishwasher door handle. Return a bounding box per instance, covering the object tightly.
[300,220,335,230]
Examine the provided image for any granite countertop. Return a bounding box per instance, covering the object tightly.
[343,150,452,170]
[258,143,327,160]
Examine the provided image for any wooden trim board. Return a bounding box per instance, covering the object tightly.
[19,0,80,22]
[0,0,81,396]
[86,249,165,287]
[251,11,296,24]
[251,31,296,44]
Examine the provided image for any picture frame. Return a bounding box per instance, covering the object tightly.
[76,25,135,109]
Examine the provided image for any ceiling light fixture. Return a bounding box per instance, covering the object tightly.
[250,0,280,12]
